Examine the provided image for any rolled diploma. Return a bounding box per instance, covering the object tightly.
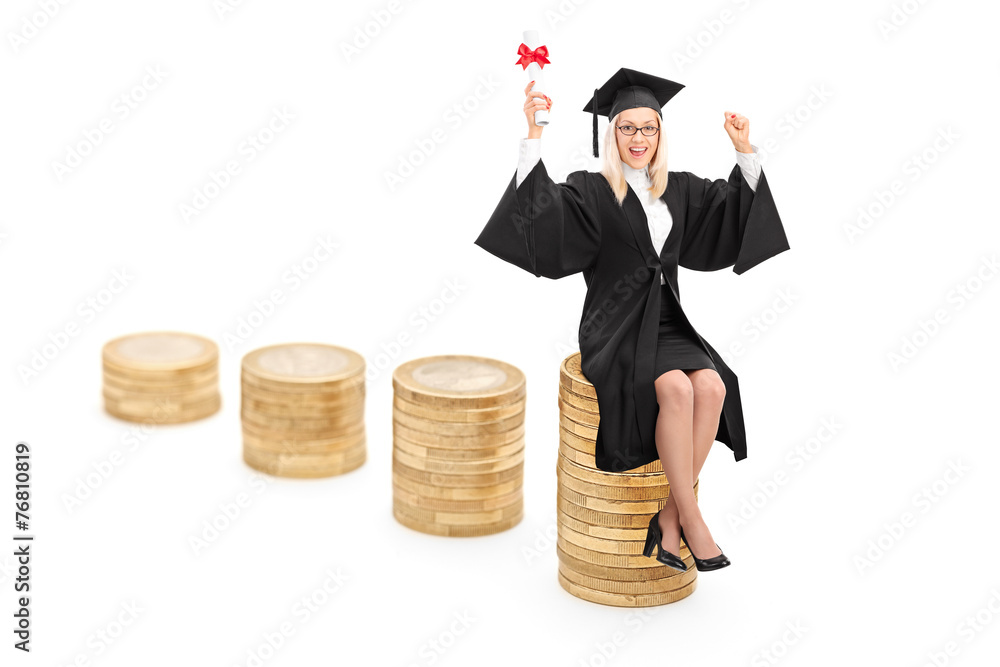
[522,30,548,126]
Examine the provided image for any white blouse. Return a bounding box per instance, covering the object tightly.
[515,138,763,284]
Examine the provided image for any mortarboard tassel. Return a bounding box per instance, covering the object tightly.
[592,88,599,158]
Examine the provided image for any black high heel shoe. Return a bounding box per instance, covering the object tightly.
[642,509,687,572]
[678,526,731,571]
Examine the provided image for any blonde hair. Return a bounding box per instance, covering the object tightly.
[599,110,668,206]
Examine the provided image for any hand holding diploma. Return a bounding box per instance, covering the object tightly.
[523,80,551,139]
[516,30,551,137]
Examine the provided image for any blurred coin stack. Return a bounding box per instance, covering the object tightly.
[392,355,526,537]
[241,343,366,478]
[102,331,221,424]
[556,352,700,607]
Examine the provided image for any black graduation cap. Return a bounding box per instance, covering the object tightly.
[582,68,685,158]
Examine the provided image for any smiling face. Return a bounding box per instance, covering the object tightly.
[615,107,660,170]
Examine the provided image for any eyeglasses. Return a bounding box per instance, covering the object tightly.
[616,125,659,137]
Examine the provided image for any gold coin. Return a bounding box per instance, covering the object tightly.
[391,473,521,500]
[557,518,653,556]
[392,408,524,437]
[393,435,525,461]
[562,438,659,471]
[102,331,218,374]
[102,381,218,404]
[392,393,525,423]
[240,371,365,396]
[391,419,524,448]
[558,412,598,440]
[557,440,597,468]
[556,513,692,558]
[392,483,522,512]
[556,432,664,474]
[102,391,220,413]
[393,509,523,537]
[558,431,601,464]
[243,440,366,463]
[556,456,670,500]
[102,367,218,392]
[558,395,599,428]
[556,544,685,582]
[242,446,366,478]
[392,448,523,475]
[557,486,663,515]
[104,392,220,424]
[241,376,364,404]
[102,361,218,382]
[241,428,366,454]
[557,466,670,502]
[556,534,667,569]
[101,361,217,384]
[243,456,365,479]
[243,448,368,471]
[558,426,596,456]
[559,352,598,400]
[557,511,659,542]
[240,394,364,419]
[240,372,365,398]
[556,490,696,531]
[240,407,364,433]
[240,384,364,410]
[241,421,366,444]
[392,496,523,526]
[241,343,365,388]
[557,571,696,607]
[392,458,524,488]
[557,454,673,490]
[557,563,696,604]
[392,355,526,409]
[240,417,364,442]
[558,559,695,594]
[557,383,599,414]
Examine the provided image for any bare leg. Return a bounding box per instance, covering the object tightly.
[658,368,727,559]
[689,368,726,486]
[652,370,694,557]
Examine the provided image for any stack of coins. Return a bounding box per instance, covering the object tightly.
[240,343,366,478]
[102,331,220,424]
[392,355,526,537]
[556,352,700,607]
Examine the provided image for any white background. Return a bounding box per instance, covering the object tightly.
[3,0,999,664]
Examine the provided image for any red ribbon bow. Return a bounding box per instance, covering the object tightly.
[515,43,550,70]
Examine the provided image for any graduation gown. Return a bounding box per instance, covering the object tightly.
[474,156,790,473]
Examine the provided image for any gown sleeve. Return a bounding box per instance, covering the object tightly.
[677,153,789,275]
[474,156,602,280]
[517,137,541,188]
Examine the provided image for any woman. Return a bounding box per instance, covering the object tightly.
[474,68,789,573]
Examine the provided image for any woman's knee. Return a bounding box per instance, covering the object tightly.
[654,370,693,408]
[690,369,726,405]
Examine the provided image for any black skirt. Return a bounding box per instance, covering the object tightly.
[654,283,717,378]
